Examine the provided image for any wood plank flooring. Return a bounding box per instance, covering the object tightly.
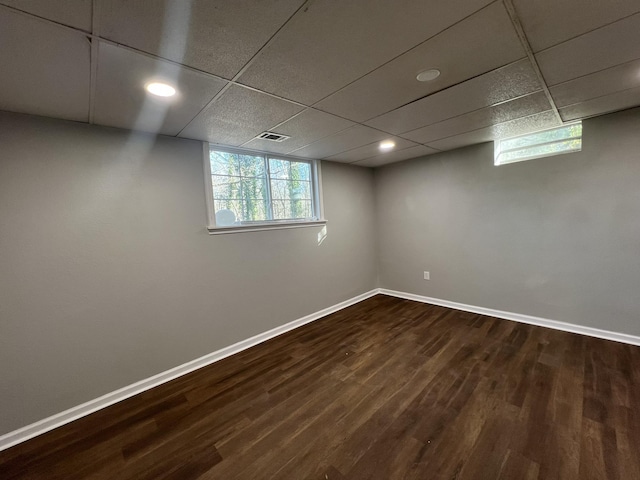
[1,294,639,479]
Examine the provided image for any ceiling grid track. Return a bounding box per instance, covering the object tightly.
[0,0,415,157]
[88,0,100,124]
[3,1,639,166]
[176,0,315,138]
[502,0,563,124]
[307,1,498,110]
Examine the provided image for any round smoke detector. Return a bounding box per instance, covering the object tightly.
[416,69,441,82]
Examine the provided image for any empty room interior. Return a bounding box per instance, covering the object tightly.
[2,0,640,478]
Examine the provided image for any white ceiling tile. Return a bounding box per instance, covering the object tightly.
[0,0,92,31]
[513,0,640,52]
[403,92,551,144]
[98,0,306,79]
[237,0,494,105]
[289,125,389,159]
[94,43,227,136]
[550,59,640,108]
[426,111,561,151]
[0,9,89,122]
[179,85,304,146]
[536,13,640,86]
[366,59,540,134]
[242,108,354,154]
[352,145,438,168]
[325,137,419,163]
[559,87,640,122]
[315,2,525,122]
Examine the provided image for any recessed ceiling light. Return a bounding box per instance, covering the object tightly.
[379,141,395,151]
[145,82,176,97]
[416,69,441,82]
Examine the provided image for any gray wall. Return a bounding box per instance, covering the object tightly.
[375,107,640,337]
[0,111,377,435]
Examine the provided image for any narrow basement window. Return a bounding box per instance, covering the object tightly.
[494,122,582,166]
[204,145,325,234]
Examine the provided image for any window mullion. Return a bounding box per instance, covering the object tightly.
[264,156,274,221]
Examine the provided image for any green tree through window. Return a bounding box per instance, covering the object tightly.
[209,149,316,226]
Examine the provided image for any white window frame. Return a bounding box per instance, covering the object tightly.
[203,143,326,234]
[494,121,583,166]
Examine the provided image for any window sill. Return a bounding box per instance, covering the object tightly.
[207,220,327,235]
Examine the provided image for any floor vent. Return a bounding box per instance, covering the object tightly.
[256,132,290,142]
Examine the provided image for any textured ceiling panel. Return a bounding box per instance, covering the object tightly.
[179,85,304,146]
[352,145,438,168]
[2,0,640,166]
[550,59,640,108]
[237,0,493,105]
[325,137,419,163]
[242,108,354,154]
[513,0,640,52]
[98,0,306,79]
[366,59,540,134]
[536,13,640,86]
[403,92,551,144]
[0,0,92,31]
[315,2,525,122]
[94,43,227,136]
[0,9,90,122]
[289,125,389,159]
[426,111,561,151]
[559,87,640,122]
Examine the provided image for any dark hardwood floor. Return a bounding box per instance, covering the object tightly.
[1,294,639,479]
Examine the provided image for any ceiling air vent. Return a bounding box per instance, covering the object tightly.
[256,131,290,142]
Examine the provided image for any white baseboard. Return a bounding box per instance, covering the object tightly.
[0,289,378,452]
[379,288,640,347]
[4,287,638,452]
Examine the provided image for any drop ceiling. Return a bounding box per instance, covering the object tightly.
[1,0,639,168]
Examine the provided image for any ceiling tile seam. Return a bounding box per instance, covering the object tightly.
[547,56,640,90]
[0,3,91,34]
[557,84,640,111]
[281,124,358,155]
[502,0,562,124]
[320,137,418,161]
[358,57,532,125]
[0,3,236,86]
[285,120,410,157]
[174,81,314,139]
[100,39,232,84]
[98,40,312,112]
[249,97,437,157]
[1,0,465,147]
[349,145,443,165]
[88,0,100,124]
[306,0,504,109]
[423,108,557,147]
[0,2,289,94]
[533,10,640,55]
[95,40,328,117]
[282,126,362,155]
[285,113,444,157]
[228,0,314,82]
[395,88,546,137]
[174,83,234,138]
[0,0,309,90]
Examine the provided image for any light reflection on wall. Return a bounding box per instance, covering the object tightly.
[317,225,327,245]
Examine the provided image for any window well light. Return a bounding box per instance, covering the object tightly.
[145,82,177,97]
[416,69,441,82]
[379,141,396,151]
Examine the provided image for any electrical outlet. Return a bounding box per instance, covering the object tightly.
[423,271,430,280]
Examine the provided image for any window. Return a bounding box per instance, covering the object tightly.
[494,122,582,165]
[204,145,324,233]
